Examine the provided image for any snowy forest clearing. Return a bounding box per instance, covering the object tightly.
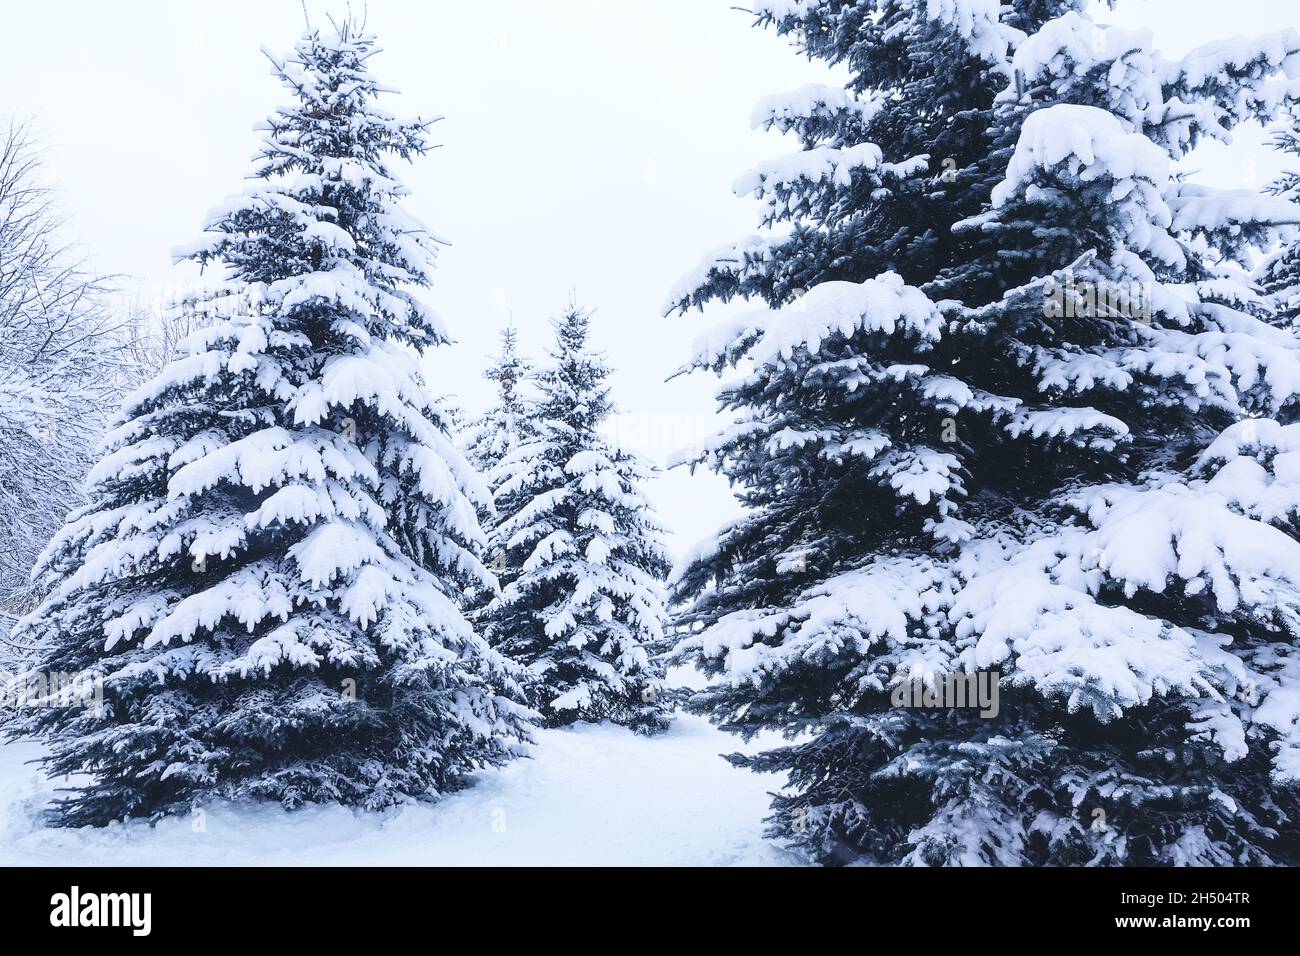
[6,0,1300,869]
[0,706,791,866]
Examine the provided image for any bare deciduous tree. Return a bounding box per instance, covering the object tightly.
[0,119,137,628]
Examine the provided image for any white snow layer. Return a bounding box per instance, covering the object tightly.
[0,702,794,866]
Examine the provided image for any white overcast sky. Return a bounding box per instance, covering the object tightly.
[3,0,1296,555]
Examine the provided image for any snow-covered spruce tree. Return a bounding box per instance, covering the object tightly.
[6,22,532,825]
[1258,106,1300,331]
[463,325,533,476]
[485,307,672,732]
[670,1,1300,865]
[461,324,534,592]
[667,0,1081,862]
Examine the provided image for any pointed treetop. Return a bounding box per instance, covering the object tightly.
[171,13,455,362]
[538,304,614,431]
[485,322,528,409]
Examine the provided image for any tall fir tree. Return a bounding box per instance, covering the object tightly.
[461,324,534,590]
[670,0,1300,865]
[463,325,533,477]
[486,307,672,733]
[6,21,533,825]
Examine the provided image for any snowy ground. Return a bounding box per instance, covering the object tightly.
[0,709,798,866]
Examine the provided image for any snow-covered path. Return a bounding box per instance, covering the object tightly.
[0,713,797,866]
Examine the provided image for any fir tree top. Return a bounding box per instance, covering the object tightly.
[535,307,613,435]
[463,324,532,474]
[181,19,449,345]
[486,324,528,415]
